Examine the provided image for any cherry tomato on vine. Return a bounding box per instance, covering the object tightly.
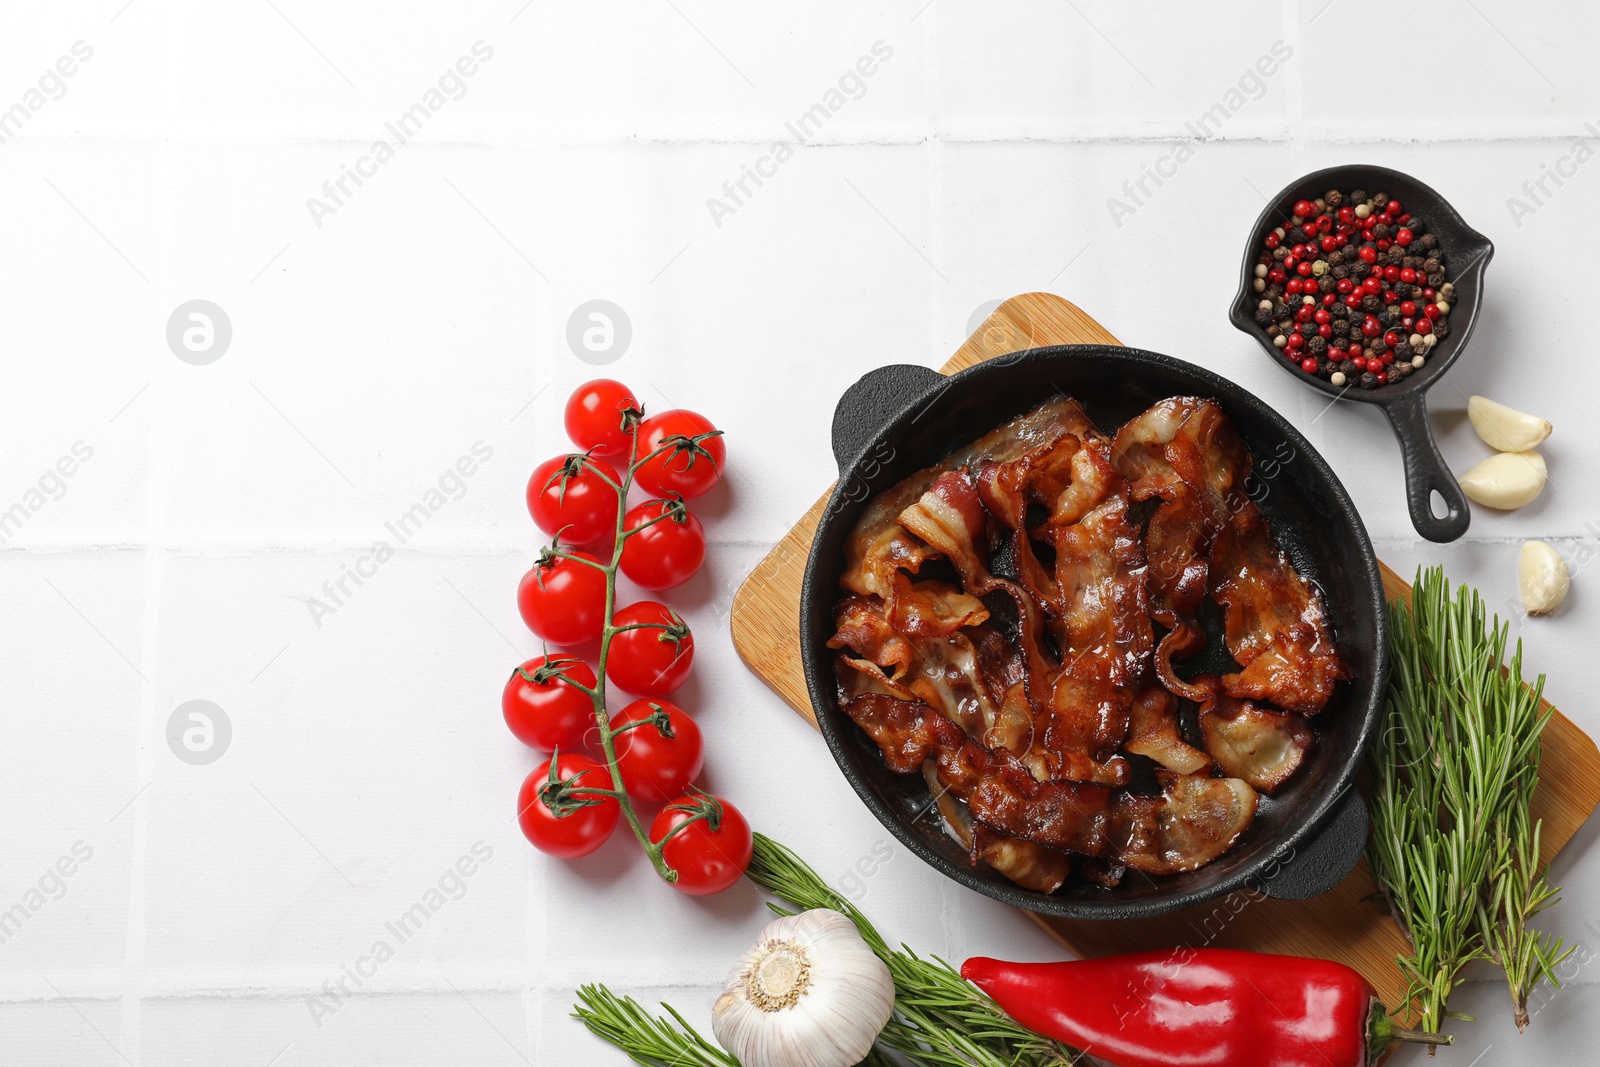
[502,655,598,751]
[518,754,619,858]
[517,550,607,645]
[650,793,752,895]
[526,455,620,545]
[564,379,640,460]
[619,498,706,590]
[635,410,725,500]
[606,601,694,695]
[610,699,703,803]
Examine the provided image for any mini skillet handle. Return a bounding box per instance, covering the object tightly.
[1382,392,1470,543]
[1253,787,1368,900]
[831,363,947,474]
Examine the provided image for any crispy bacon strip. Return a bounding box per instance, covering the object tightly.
[1041,452,1150,786]
[1124,685,1210,775]
[845,695,1112,857]
[1199,692,1314,794]
[921,763,1072,893]
[1209,501,1347,714]
[1111,772,1258,876]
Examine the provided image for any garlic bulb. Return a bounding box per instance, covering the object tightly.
[712,909,893,1067]
[1468,396,1552,453]
[1458,451,1547,510]
[1519,540,1571,614]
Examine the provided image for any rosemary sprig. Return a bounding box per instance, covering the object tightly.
[745,833,1086,1067]
[571,833,1085,1067]
[1365,567,1572,1037]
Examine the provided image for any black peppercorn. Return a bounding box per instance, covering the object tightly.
[1286,226,1307,245]
[1373,223,1391,239]
[1255,306,1273,324]
[1403,255,1423,271]
[1385,247,1405,266]
[1300,321,1318,337]
[1422,257,1441,274]
[1433,318,1450,339]
[1319,276,1335,292]
[1427,271,1445,287]
[1327,251,1344,266]
[1309,336,1327,355]
[1350,188,1367,203]
[1419,233,1438,250]
[1332,263,1350,279]
[1339,359,1356,375]
[1272,301,1289,319]
[1332,303,1349,319]
[1360,371,1378,389]
[1332,319,1350,337]
[1372,192,1388,209]
[1325,189,1344,207]
[1392,340,1413,359]
[1362,294,1381,311]
[1396,361,1414,378]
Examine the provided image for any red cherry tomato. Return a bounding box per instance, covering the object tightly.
[526,455,620,545]
[502,655,597,751]
[610,699,703,803]
[650,794,752,895]
[564,379,640,460]
[606,601,694,695]
[517,551,607,645]
[619,498,706,590]
[518,754,619,858]
[634,410,725,500]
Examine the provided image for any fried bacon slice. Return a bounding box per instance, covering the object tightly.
[1123,685,1210,775]
[1199,692,1313,794]
[1112,398,1253,705]
[844,694,1111,857]
[1111,772,1258,876]
[1208,501,1347,714]
[921,763,1072,893]
[1041,459,1150,786]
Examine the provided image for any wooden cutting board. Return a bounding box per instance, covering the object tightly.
[729,292,1600,1002]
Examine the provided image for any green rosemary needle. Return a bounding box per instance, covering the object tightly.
[1365,567,1572,1037]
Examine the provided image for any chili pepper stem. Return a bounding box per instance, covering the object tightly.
[1368,1000,1450,1061]
[542,417,715,885]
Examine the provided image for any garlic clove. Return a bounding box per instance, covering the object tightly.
[1518,540,1571,614]
[1458,451,1547,510]
[1468,396,1552,453]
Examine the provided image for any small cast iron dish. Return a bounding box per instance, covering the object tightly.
[801,347,1386,920]
[1229,164,1494,543]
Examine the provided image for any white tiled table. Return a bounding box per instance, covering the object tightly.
[3,2,1597,1063]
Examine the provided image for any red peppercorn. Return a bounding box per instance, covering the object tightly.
[1396,228,1413,246]
[1337,206,1355,224]
[1344,293,1363,308]
[1287,333,1305,350]
[1322,292,1337,307]
[1386,200,1403,216]
[1400,268,1417,284]
[1269,268,1287,285]
[1401,316,1414,330]
[1313,308,1331,325]
[1400,300,1417,316]
[1381,352,1395,365]
[1424,303,1441,320]
[1383,290,1398,305]
[1336,278,1354,294]
[1377,238,1392,251]
[1383,330,1402,348]
[1358,246,1378,264]
[1361,315,1382,338]
[1300,357,1319,373]
[1375,371,1389,384]
[1383,265,1400,282]
[1352,355,1368,370]
[1297,261,1314,276]
[1361,277,1381,295]
[1293,199,1317,219]
[1287,277,1303,294]
[1295,306,1314,323]
[1416,318,1432,335]
[1265,232,1280,249]
[1320,235,1339,252]
[1318,323,1333,338]
[1422,287,1436,299]
[1397,213,1412,224]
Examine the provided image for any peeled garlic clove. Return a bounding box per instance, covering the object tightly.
[1519,540,1571,614]
[1468,396,1552,453]
[1458,451,1547,510]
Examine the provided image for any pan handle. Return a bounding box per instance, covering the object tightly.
[830,363,946,474]
[1253,786,1368,900]
[1382,391,1470,543]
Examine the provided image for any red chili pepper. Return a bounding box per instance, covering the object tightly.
[961,948,1443,1067]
